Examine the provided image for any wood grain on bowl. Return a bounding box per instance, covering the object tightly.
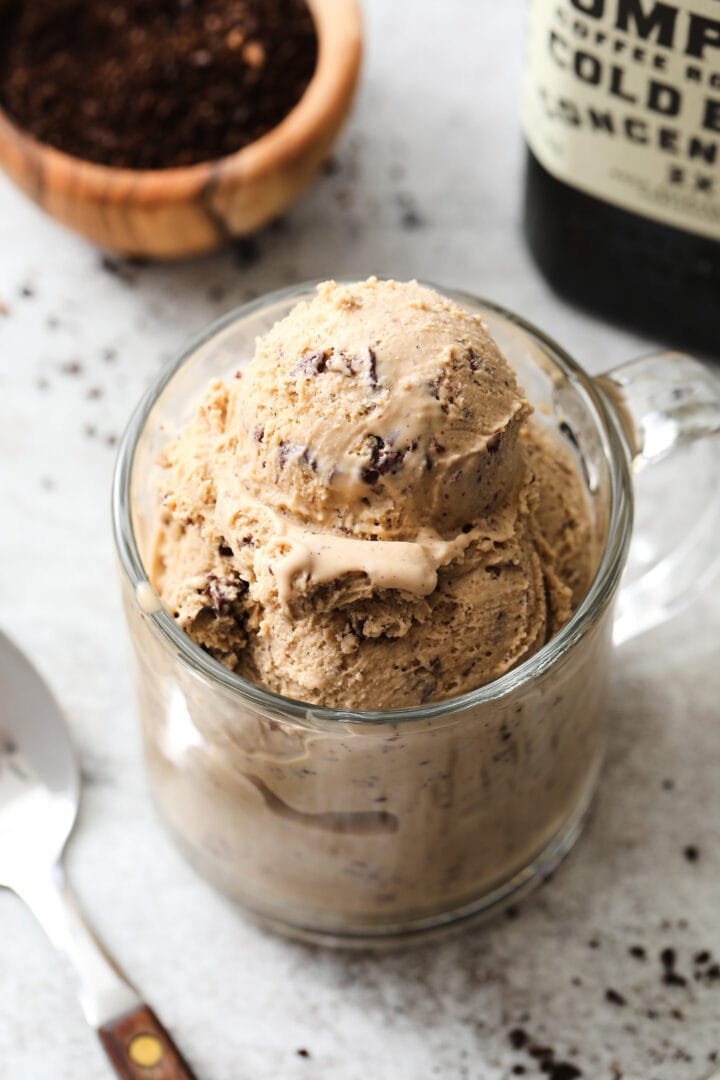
[0,0,362,258]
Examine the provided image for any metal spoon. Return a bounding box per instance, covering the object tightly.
[0,629,197,1079]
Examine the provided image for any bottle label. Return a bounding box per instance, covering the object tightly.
[523,0,720,240]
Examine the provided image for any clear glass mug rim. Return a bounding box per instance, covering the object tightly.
[111,280,633,727]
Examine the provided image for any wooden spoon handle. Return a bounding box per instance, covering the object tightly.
[98,1005,199,1079]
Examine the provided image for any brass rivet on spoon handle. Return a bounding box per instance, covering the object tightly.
[100,1006,198,1079]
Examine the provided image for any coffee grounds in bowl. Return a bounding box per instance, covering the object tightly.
[0,0,318,170]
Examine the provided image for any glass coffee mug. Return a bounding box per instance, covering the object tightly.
[112,284,720,947]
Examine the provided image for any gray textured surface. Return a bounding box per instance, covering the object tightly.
[0,3,719,1078]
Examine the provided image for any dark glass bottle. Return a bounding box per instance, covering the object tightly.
[524,150,720,353]
[522,0,720,355]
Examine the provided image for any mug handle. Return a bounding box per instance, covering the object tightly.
[596,352,720,646]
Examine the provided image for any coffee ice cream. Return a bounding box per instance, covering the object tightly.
[153,278,595,709]
[123,280,610,940]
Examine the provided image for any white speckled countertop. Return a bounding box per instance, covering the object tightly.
[1,3,719,1078]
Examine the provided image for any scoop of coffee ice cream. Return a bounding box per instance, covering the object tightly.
[236,278,529,538]
[153,279,598,709]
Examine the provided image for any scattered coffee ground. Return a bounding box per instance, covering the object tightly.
[0,0,317,169]
[547,1066,582,1080]
[660,947,688,988]
[322,155,341,177]
[101,255,148,283]
[508,1029,582,1079]
[60,360,83,376]
[509,1029,528,1051]
[683,845,699,862]
[232,236,262,267]
[605,988,627,1007]
[397,192,424,230]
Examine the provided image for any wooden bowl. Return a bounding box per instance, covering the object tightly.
[0,0,362,258]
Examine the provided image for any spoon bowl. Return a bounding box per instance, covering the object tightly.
[0,630,78,880]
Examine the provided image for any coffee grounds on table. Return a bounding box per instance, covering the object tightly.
[0,0,318,170]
